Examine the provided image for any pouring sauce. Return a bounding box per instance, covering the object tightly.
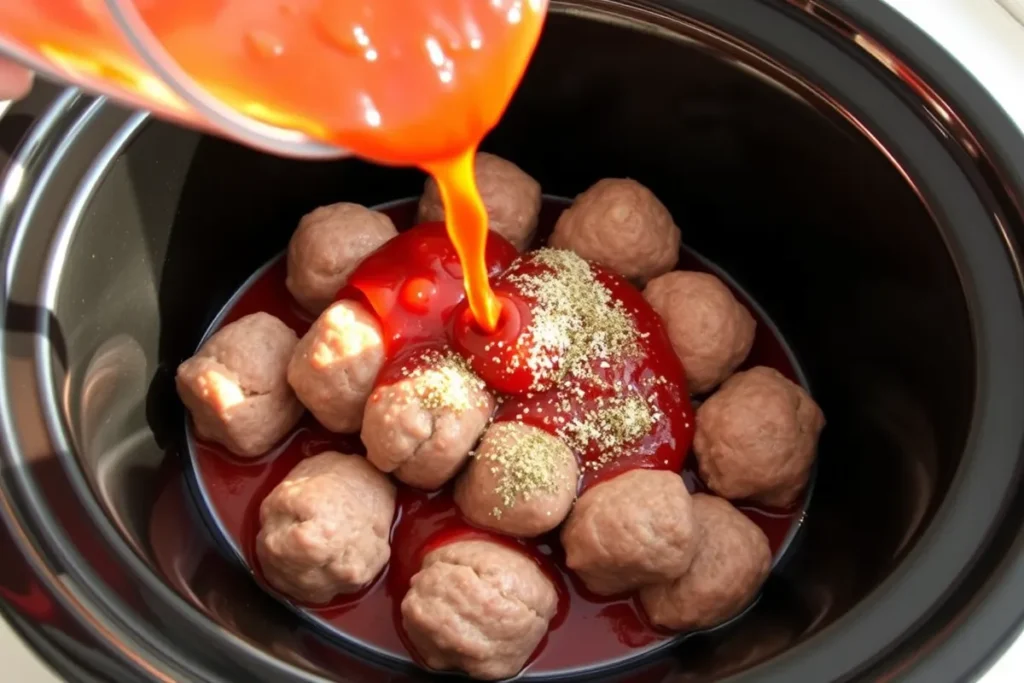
[137,0,547,330]
[157,0,545,331]
[8,0,544,331]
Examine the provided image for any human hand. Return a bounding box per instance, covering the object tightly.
[0,59,33,101]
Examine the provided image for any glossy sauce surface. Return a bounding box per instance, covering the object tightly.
[188,197,809,675]
[339,221,518,357]
[484,257,692,492]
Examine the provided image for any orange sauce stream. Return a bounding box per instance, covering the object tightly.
[0,0,547,330]
[424,150,503,329]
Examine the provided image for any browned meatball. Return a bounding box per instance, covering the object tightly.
[418,152,541,251]
[561,469,699,596]
[288,300,385,433]
[256,452,396,604]
[176,312,303,457]
[639,494,771,631]
[286,202,397,314]
[643,271,756,394]
[401,540,557,680]
[694,366,825,507]
[362,350,494,489]
[455,422,579,537]
[550,178,680,283]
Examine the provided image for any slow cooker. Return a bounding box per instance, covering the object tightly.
[2,0,1024,681]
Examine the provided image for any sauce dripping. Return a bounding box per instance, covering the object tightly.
[426,152,505,331]
[338,221,517,357]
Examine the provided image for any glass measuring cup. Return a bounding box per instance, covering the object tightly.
[0,0,546,162]
[0,0,344,158]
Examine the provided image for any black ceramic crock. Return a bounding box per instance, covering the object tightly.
[2,1,1024,681]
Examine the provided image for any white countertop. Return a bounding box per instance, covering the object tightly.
[889,0,1024,131]
[0,617,58,682]
[878,0,1024,681]
[1,1,1023,681]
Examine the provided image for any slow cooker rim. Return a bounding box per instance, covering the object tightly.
[0,93,194,682]
[782,1,1024,680]
[0,96,255,683]
[662,0,1024,680]
[1,1,1024,682]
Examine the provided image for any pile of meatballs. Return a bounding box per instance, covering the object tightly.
[176,152,825,681]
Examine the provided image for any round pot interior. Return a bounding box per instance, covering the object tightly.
[6,1,1024,682]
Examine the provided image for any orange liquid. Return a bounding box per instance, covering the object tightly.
[0,0,546,330]
[423,151,502,329]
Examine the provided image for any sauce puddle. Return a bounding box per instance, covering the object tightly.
[185,196,812,676]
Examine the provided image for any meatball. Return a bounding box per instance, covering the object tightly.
[256,452,396,604]
[401,540,557,680]
[561,469,699,596]
[286,202,397,314]
[643,271,756,394]
[693,366,825,508]
[550,178,680,283]
[639,494,771,631]
[288,300,385,433]
[176,312,303,457]
[418,152,541,251]
[362,350,493,489]
[455,422,579,537]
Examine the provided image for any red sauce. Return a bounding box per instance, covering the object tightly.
[339,221,518,357]
[188,197,808,675]
[478,257,694,492]
[450,293,539,394]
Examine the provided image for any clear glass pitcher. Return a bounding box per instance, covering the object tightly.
[0,0,546,162]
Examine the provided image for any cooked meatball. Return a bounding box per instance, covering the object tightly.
[639,494,771,631]
[693,366,825,507]
[455,422,579,537]
[362,350,494,489]
[256,452,396,604]
[643,271,756,394]
[401,540,557,680]
[176,312,303,457]
[550,178,680,283]
[418,152,541,251]
[286,202,397,314]
[288,300,385,433]
[561,469,699,596]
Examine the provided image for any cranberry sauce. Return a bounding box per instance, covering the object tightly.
[341,221,518,357]
[186,196,808,675]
